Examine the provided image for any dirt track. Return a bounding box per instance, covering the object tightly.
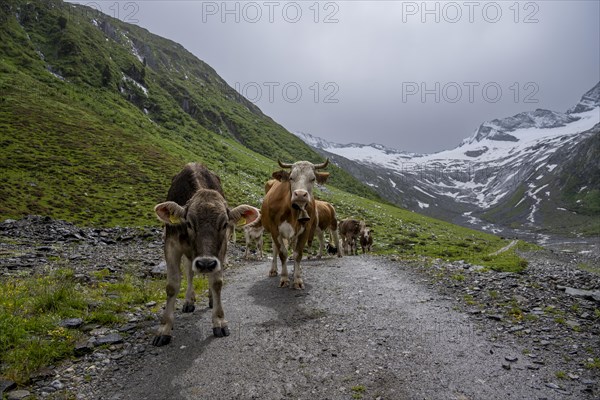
[86,255,595,400]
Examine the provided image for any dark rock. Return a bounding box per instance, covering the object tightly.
[544,382,561,390]
[73,273,91,283]
[64,232,84,241]
[118,323,137,333]
[59,318,83,329]
[501,362,511,370]
[80,323,100,332]
[74,340,94,357]
[561,286,600,302]
[0,380,17,394]
[505,355,518,362]
[29,367,53,381]
[94,333,124,346]
[150,261,167,277]
[50,380,64,390]
[6,390,32,400]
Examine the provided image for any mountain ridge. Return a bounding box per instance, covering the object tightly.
[296,82,600,236]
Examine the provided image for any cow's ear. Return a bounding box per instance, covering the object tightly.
[154,201,186,225]
[272,170,289,181]
[229,205,260,226]
[316,172,330,184]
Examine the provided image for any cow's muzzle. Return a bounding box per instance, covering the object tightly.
[193,257,219,273]
[291,190,311,221]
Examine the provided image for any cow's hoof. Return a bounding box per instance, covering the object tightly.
[208,298,213,309]
[269,270,278,277]
[213,326,230,337]
[279,279,289,288]
[152,335,171,347]
[182,303,195,313]
[293,281,304,290]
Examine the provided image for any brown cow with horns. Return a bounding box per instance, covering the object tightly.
[261,159,330,289]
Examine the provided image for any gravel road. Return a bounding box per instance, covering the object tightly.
[89,256,594,400]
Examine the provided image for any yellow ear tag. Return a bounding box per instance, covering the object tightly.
[236,217,246,226]
[169,215,181,224]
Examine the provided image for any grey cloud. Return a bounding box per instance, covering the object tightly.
[71,0,599,153]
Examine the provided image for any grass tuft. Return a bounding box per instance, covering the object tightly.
[0,268,166,384]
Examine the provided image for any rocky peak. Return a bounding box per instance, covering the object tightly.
[464,109,581,145]
[569,81,600,114]
[294,131,335,150]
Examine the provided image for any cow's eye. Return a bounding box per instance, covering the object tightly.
[222,221,229,230]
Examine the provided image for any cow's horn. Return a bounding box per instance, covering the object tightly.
[314,158,329,169]
[278,160,293,169]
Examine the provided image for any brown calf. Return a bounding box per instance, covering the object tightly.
[153,163,259,346]
[359,222,373,254]
[339,218,361,255]
[243,214,264,259]
[308,200,342,258]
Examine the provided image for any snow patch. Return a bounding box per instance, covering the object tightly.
[122,74,148,96]
[122,34,144,63]
[417,201,429,209]
[532,184,549,196]
[413,186,436,198]
[47,68,65,81]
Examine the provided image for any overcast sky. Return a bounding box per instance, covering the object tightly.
[73,1,599,153]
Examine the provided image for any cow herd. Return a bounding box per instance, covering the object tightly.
[152,160,373,346]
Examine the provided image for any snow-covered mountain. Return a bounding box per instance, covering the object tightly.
[296,82,600,236]
[296,132,414,157]
[461,109,581,146]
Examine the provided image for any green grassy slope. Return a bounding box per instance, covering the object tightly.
[0,0,528,268]
[1,0,377,202]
